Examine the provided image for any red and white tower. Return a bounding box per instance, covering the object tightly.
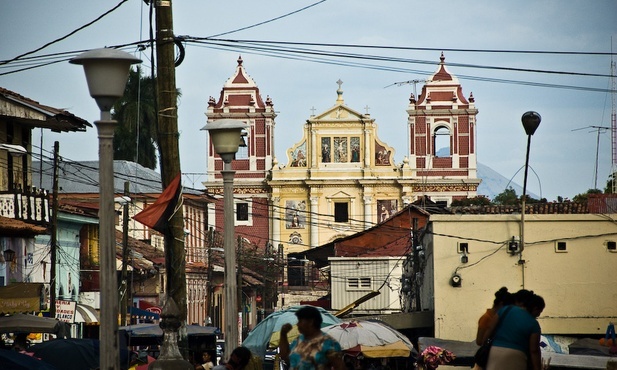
[204,56,276,248]
[405,53,480,203]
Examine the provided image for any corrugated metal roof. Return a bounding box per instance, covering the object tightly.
[33,160,205,196]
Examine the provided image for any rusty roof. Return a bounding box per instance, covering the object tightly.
[0,87,91,132]
[449,202,589,215]
[0,216,48,236]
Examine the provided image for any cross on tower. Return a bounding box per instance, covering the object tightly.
[364,105,370,114]
[336,79,343,89]
[310,106,316,116]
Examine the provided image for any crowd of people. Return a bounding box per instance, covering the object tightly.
[205,288,546,370]
[475,287,547,370]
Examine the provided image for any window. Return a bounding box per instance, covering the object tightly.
[555,241,567,253]
[236,203,249,221]
[234,200,252,226]
[235,144,249,159]
[458,242,469,254]
[346,277,372,290]
[608,241,617,252]
[334,202,349,223]
[433,126,451,157]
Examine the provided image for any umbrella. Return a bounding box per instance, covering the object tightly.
[120,323,219,337]
[0,314,70,338]
[242,305,341,358]
[30,338,131,370]
[0,348,58,370]
[321,320,414,358]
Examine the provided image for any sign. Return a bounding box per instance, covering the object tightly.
[55,300,76,323]
[238,312,242,346]
[0,283,44,313]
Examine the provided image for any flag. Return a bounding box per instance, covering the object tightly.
[133,172,183,234]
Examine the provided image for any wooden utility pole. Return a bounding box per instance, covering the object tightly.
[49,141,59,317]
[155,0,188,348]
[120,181,130,325]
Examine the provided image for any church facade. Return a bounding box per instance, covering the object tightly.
[204,55,480,258]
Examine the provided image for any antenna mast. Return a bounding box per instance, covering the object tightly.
[611,38,617,194]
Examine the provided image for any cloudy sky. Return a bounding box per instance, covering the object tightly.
[1,0,616,201]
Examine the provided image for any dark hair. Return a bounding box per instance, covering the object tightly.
[228,346,252,370]
[523,294,545,313]
[513,289,534,305]
[493,287,513,306]
[295,305,323,329]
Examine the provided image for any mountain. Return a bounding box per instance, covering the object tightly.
[477,162,539,200]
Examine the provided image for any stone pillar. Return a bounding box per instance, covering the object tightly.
[148,297,192,370]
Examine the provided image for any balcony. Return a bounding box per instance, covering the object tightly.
[0,187,50,225]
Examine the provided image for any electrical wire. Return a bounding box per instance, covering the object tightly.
[0,0,129,66]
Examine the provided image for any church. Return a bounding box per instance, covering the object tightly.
[204,54,480,257]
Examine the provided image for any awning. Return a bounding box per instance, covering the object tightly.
[0,283,44,313]
[129,306,160,321]
[75,304,99,324]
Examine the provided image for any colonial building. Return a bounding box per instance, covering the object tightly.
[34,159,211,326]
[269,80,400,254]
[203,57,275,249]
[403,53,480,205]
[204,56,481,309]
[0,87,89,313]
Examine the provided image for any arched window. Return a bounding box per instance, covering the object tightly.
[433,126,451,157]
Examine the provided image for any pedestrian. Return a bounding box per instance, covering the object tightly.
[484,292,546,370]
[196,350,215,370]
[278,305,345,370]
[213,346,252,370]
[475,287,513,346]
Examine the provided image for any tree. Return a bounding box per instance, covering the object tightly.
[493,187,519,205]
[450,196,492,207]
[572,188,603,203]
[112,67,158,169]
[605,173,616,194]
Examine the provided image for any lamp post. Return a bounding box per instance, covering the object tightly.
[70,48,141,370]
[520,111,541,262]
[203,119,247,358]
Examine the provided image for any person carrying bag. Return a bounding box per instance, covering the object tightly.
[474,305,513,369]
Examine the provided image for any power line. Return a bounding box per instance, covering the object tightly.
[0,0,129,67]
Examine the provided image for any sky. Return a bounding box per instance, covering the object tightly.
[1,0,616,201]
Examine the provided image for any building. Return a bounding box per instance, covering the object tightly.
[403,52,480,205]
[420,203,617,341]
[202,56,481,310]
[0,87,89,312]
[204,56,275,249]
[34,159,212,326]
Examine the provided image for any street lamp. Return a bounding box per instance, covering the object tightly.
[71,48,141,370]
[203,119,248,358]
[520,111,541,259]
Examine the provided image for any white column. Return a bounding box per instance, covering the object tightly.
[271,196,281,246]
[363,195,373,229]
[310,196,319,248]
[363,128,371,166]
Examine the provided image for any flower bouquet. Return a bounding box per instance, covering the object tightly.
[416,346,456,370]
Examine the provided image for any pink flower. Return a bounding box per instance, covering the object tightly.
[417,346,456,370]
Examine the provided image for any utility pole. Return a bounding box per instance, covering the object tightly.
[237,236,243,343]
[206,227,214,326]
[155,0,187,326]
[120,181,130,326]
[49,141,59,317]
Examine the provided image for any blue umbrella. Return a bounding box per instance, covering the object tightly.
[0,348,57,370]
[242,305,341,358]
